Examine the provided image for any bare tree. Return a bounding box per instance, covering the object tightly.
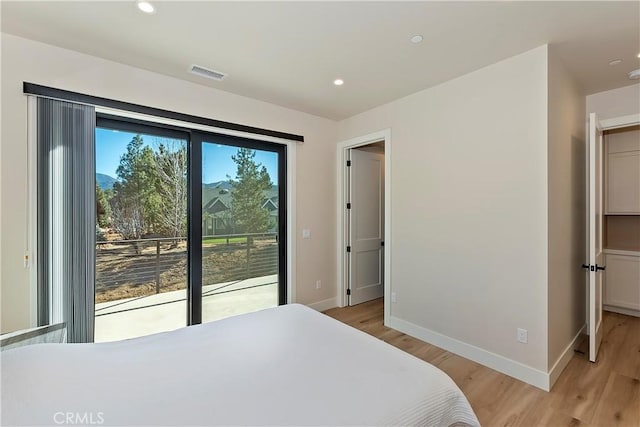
[110,196,146,253]
[153,139,187,244]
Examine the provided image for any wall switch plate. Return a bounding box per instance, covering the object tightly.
[517,328,528,344]
[302,229,311,239]
[315,280,322,289]
[391,292,397,303]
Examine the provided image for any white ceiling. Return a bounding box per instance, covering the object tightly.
[2,1,639,120]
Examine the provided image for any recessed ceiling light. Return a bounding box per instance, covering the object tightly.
[137,1,155,14]
[334,79,344,86]
[609,59,623,66]
[637,53,640,58]
[410,35,424,44]
[629,69,640,80]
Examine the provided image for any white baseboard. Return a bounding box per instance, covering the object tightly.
[386,315,550,391]
[548,324,586,390]
[306,297,338,312]
[604,305,640,318]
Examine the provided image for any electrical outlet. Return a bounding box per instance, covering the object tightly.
[302,229,311,239]
[391,292,397,303]
[517,328,528,344]
[315,280,322,289]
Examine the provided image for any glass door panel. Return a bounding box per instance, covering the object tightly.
[94,122,188,342]
[200,139,284,323]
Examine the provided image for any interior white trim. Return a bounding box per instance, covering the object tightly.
[604,305,640,318]
[286,142,297,304]
[27,96,38,327]
[95,105,298,305]
[602,248,640,257]
[600,113,640,130]
[387,315,551,391]
[548,324,586,389]
[336,129,392,317]
[305,297,338,312]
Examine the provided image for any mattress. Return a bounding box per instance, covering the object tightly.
[1,304,479,426]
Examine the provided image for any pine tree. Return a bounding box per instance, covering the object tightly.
[96,184,111,228]
[229,148,272,234]
[110,135,161,240]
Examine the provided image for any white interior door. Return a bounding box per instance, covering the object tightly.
[587,112,605,363]
[348,148,384,306]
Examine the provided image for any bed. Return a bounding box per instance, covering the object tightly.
[1,304,479,426]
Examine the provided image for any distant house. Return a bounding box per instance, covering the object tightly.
[262,197,279,231]
[202,185,278,235]
[202,194,232,235]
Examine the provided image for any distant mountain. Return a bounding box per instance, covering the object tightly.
[96,176,278,196]
[96,173,117,190]
[202,181,278,194]
[203,180,233,190]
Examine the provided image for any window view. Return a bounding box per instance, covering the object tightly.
[95,125,284,342]
[94,127,188,342]
[200,142,280,323]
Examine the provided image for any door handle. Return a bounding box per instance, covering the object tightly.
[581,264,605,272]
[582,264,595,271]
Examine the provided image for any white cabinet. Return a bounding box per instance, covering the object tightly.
[604,251,640,316]
[607,151,640,213]
[605,128,640,214]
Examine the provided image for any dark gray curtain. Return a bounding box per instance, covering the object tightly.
[37,97,95,343]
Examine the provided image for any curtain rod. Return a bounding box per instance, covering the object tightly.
[23,82,304,143]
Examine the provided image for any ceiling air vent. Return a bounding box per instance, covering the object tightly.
[189,64,227,81]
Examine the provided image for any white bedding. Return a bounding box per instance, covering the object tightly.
[1,304,479,426]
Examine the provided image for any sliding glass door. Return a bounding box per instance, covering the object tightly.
[192,133,287,324]
[94,119,189,342]
[94,119,286,341]
[201,136,282,322]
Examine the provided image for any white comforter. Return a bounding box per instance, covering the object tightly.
[1,304,479,426]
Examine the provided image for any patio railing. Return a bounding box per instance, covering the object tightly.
[95,233,278,303]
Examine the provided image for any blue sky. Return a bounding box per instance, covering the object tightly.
[96,128,278,184]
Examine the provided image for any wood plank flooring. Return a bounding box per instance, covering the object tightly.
[324,299,640,427]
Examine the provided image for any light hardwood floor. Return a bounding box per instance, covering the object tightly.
[324,299,640,427]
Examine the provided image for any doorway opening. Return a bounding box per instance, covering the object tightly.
[336,130,391,318]
[584,113,640,362]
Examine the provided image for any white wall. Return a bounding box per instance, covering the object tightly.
[0,33,338,333]
[586,84,640,119]
[338,46,550,377]
[546,49,586,375]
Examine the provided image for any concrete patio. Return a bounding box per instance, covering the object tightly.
[94,275,278,342]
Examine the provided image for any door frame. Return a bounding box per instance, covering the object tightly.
[584,113,639,336]
[93,107,298,308]
[336,129,391,317]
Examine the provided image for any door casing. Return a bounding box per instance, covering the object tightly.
[336,129,391,319]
